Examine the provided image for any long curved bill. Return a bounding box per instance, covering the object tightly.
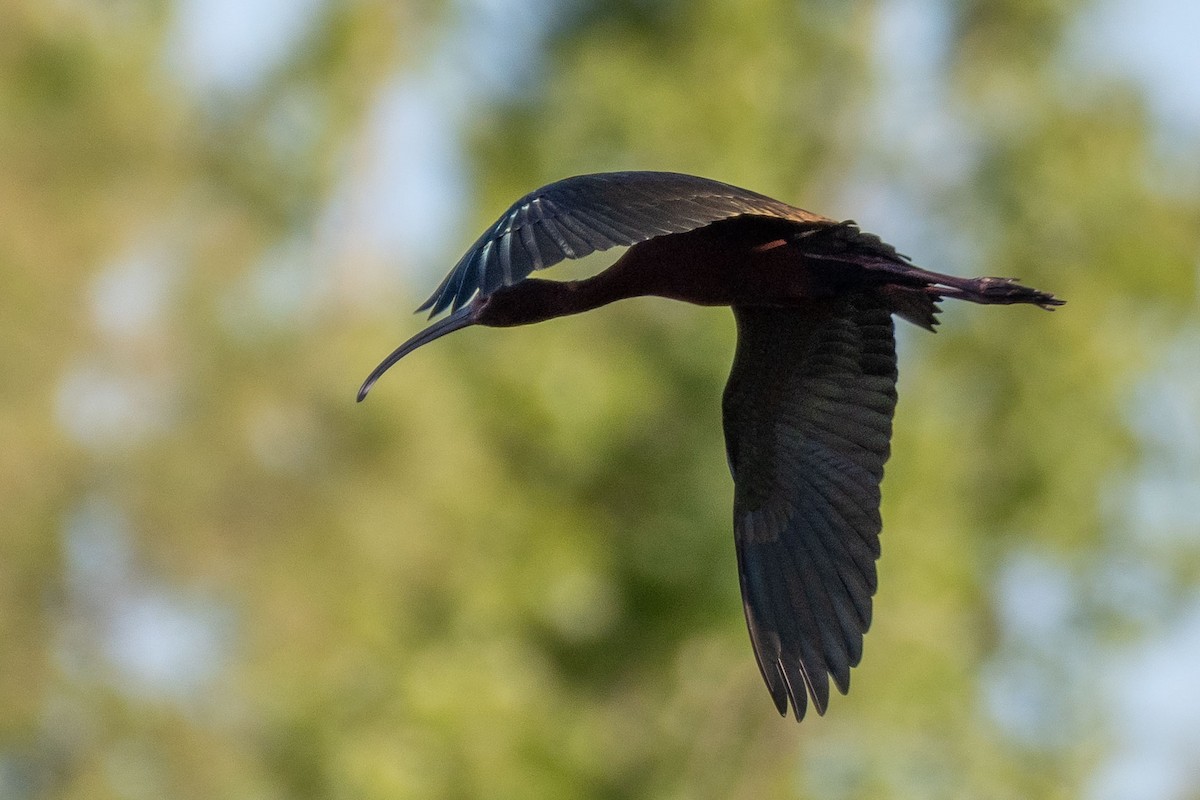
[357,305,476,402]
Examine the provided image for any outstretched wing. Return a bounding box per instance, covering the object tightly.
[721,294,897,720]
[419,171,828,316]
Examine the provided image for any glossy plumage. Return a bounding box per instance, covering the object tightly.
[359,171,1063,720]
[418,171,827,316]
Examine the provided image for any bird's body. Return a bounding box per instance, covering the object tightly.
[359,171,1063,720]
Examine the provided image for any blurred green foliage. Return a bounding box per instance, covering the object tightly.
[2,0,1198,798]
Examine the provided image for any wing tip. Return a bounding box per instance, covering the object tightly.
[766,656,838,722]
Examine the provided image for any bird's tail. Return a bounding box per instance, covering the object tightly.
[880,285,941,331]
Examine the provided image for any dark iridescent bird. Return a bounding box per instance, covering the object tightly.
[358,171,1063,720]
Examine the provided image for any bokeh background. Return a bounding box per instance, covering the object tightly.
[4,0,1200,797]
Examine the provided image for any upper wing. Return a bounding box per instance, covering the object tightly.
[721,294,897,720]
[419,171,828,316]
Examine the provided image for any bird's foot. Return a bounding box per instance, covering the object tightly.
[947,277,1065,310]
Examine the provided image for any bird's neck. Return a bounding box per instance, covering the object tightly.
[476,274,641,328]
[563,269,645,313]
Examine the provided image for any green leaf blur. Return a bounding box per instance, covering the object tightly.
[3,0,1198,798]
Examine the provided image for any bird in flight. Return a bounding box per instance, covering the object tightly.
[358,171,1063,720]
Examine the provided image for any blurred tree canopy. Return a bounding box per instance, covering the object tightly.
[2,0,1198,798]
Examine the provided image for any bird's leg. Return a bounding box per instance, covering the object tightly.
[797,229,1064,311]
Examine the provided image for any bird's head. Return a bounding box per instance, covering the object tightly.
[357,280,569,401]
[472,279,568,328]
